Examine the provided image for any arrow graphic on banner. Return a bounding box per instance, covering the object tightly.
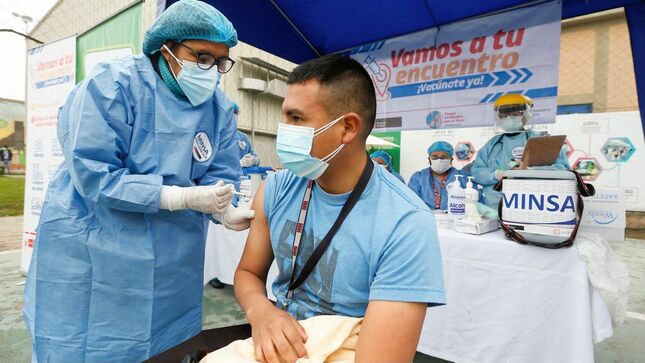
[493,71,511,86]
[479,87,558,103]
[520,68,533,83]
[510,69,523,84]
[34,74,74,89]
[492,68,533,86]
[387,68,539,99]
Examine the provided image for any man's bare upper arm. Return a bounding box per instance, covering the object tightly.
[236,181,274,281]
[355,300,427,363]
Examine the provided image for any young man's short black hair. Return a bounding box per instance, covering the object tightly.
[287,55,376,139]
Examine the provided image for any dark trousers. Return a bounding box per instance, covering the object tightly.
[144,324,252,363]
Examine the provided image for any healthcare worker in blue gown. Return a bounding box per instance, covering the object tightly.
[370,150,405,183]
[23,1,254,362]
[232,104,260,168]
[472,94,570,210]
[408,141,468,211]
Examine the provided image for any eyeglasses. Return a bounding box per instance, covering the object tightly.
[175,42,235,73]
[430,156,451,160]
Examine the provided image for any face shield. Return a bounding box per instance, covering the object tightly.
[494,102,533,134]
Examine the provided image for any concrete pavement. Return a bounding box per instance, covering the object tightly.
[0,215,22,252]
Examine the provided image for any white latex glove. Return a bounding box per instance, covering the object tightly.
[240,153,260,167]
[159,180,234,215]
[215,203,255,231]
[494,169,505,180]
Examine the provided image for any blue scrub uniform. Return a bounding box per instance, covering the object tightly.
[407,167,467,210]
[370,151,405,183]
[471,130,570,209]
[23,55,241,362]
[235,130,256,159]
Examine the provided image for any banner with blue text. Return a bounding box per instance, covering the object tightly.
[350,1,562,131]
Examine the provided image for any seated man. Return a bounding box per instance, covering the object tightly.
[370,150,405,183]
[408,141,467,211]
[234,56,445,363]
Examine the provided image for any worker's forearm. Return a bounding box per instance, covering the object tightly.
[234,269,276,324]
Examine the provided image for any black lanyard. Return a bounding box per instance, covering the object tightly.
[283,157,374,309]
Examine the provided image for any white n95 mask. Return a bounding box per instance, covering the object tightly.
[164,45,221,106]
[276,115,345,180]
[430,159,451,174]
[499,116,524,133]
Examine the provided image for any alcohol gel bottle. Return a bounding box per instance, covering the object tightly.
[447,175,465,220]
[465,176,481,221]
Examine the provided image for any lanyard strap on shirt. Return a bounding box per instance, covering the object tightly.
[430,172,447,209]
[284,157,374,307]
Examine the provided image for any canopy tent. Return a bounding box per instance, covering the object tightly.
[166,0,645,133]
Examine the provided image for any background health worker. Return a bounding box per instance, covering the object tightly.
[370,150,405,183]
[232,103,261,168]
[408,141,467,211]
[471,94,570,210]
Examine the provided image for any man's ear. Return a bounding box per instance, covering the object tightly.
[340,112,362,144]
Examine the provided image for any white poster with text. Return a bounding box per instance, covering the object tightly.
[21,36,76,274]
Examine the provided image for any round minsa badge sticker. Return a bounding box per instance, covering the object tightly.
[511,146,525,161]
[193,132,212,162]
[238,140,247,150]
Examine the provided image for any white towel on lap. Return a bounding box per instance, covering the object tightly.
[201,315,363,363]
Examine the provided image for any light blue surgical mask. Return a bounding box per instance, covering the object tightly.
[164,45,221,106]
[276,115,345,180]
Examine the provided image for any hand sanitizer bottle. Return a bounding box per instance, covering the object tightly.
[465,176,481,221]
[447,175,466,220]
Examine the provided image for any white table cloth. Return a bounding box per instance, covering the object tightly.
[204,223,613,362]
[417,230,612,363]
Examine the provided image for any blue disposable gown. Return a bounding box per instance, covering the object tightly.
[407,167,467,210]
[471,130,570,209]
[391,170,405,184]
[23,55,241,362]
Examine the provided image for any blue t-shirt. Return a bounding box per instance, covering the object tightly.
[264,161,446,320]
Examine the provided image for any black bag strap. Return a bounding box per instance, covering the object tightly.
[285,157,374,302]
[495,170,595,249]
[497,194,584,249]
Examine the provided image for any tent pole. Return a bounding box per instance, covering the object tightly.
[625,3,645,137]
[269,0,322,58]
